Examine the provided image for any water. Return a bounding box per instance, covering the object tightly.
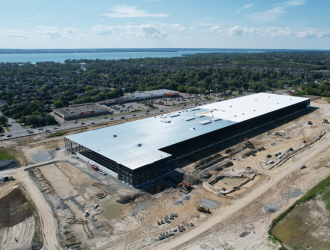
[272,215,305,245]
[220,177,245,187]
[0,50,263,63]
[31,150,51,163]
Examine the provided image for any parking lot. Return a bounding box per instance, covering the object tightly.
[1,92,262,140]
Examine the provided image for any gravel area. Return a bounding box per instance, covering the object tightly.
[0,160,19,171]
[264,201,280,213]
[198,199,220,209]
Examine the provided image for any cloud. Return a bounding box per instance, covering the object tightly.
[0,30,30,39]
[248,7,285,23]
[285,0,308,6]
[201,26,222,33]
[236,3,253,13]
[64,27,76,34]
[161,23,186,31]
[92,24,167,38]
[36,14,47,18]
[297,29,330,38]
[227,26,244,36]
[188,26,196,30]
[101,5,169,18]
[36,26,63,39]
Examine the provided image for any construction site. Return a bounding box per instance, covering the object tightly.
[0,93,330,250]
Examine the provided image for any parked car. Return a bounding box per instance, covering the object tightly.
[91,165,98,171]
[74,121,77,124]
[104,116,107,119]
[29,131,34,134]
[300,165,306,169]
[26,129,30,132]
[45,129,50,132]
[81,122,85,125]
[6,134,12,137]
[38,127,43,130]
[91,122,95,124]
[100,170,106,175]
[53,127,58,130]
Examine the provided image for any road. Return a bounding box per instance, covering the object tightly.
[1,95,224,140]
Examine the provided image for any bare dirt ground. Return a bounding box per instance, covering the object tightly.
[1,97,330,250]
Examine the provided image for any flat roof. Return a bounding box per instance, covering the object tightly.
[127,89,179,98]
[66,93,309,170]
[54,103,109,115]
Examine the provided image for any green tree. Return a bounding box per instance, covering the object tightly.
[54,100,64,108]
[0,116,8,125]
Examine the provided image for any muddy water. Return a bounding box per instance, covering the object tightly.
[272,200,330,249]
[220,177,244,187]
[101,199,126,221]
[272,215,306,245]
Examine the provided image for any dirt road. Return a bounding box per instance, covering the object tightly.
[150,133,330,250]
[17,169,63,250]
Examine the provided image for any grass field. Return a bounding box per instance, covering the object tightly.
[0,150,15,160]
[47,131,68,138]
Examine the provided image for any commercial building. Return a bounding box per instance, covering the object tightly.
[53,103,109,121]
[64,93,310,187]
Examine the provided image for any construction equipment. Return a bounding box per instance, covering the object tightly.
[323,119,328,124]
[197,205,211,214]
[244,138,252,145]
[308,121,313,125]
[178,183,192,192]
[91,165,99,171]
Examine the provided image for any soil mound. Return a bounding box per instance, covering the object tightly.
[167,173,202,185]
[0,188,33,228]
[116,191,150,204]
[242,150,257,158]
[198,171,212,179]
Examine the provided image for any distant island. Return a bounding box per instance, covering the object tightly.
[1,48,328,54]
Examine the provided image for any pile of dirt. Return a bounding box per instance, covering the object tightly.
[217,161,233,169]
[242,150,257,158]
[167,173,202,186]
[264,202,280,213]
[198,171,212,180]
[225,149,232,154]
[116,191,150,204]
[0,188,33,228]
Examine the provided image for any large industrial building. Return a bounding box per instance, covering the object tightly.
[65,93,310,187]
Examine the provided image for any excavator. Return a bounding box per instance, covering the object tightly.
[244,138,254,148]
[178,183,192,192]
[197,205,211,214]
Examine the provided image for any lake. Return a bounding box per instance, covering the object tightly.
[0,50,264,63]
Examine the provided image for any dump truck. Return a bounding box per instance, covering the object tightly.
[197,205,211,214]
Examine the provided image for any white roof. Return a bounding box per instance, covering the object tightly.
[66,93,309,170]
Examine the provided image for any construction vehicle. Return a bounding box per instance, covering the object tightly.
[308,121,313,125]
[197,205,211,214]
[91,165,99,171]
[244,138,252,145]
[323,119,328,124]
[178,183,192,192]
[244,138,254,148]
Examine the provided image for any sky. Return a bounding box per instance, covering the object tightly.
[0,0,330,49]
